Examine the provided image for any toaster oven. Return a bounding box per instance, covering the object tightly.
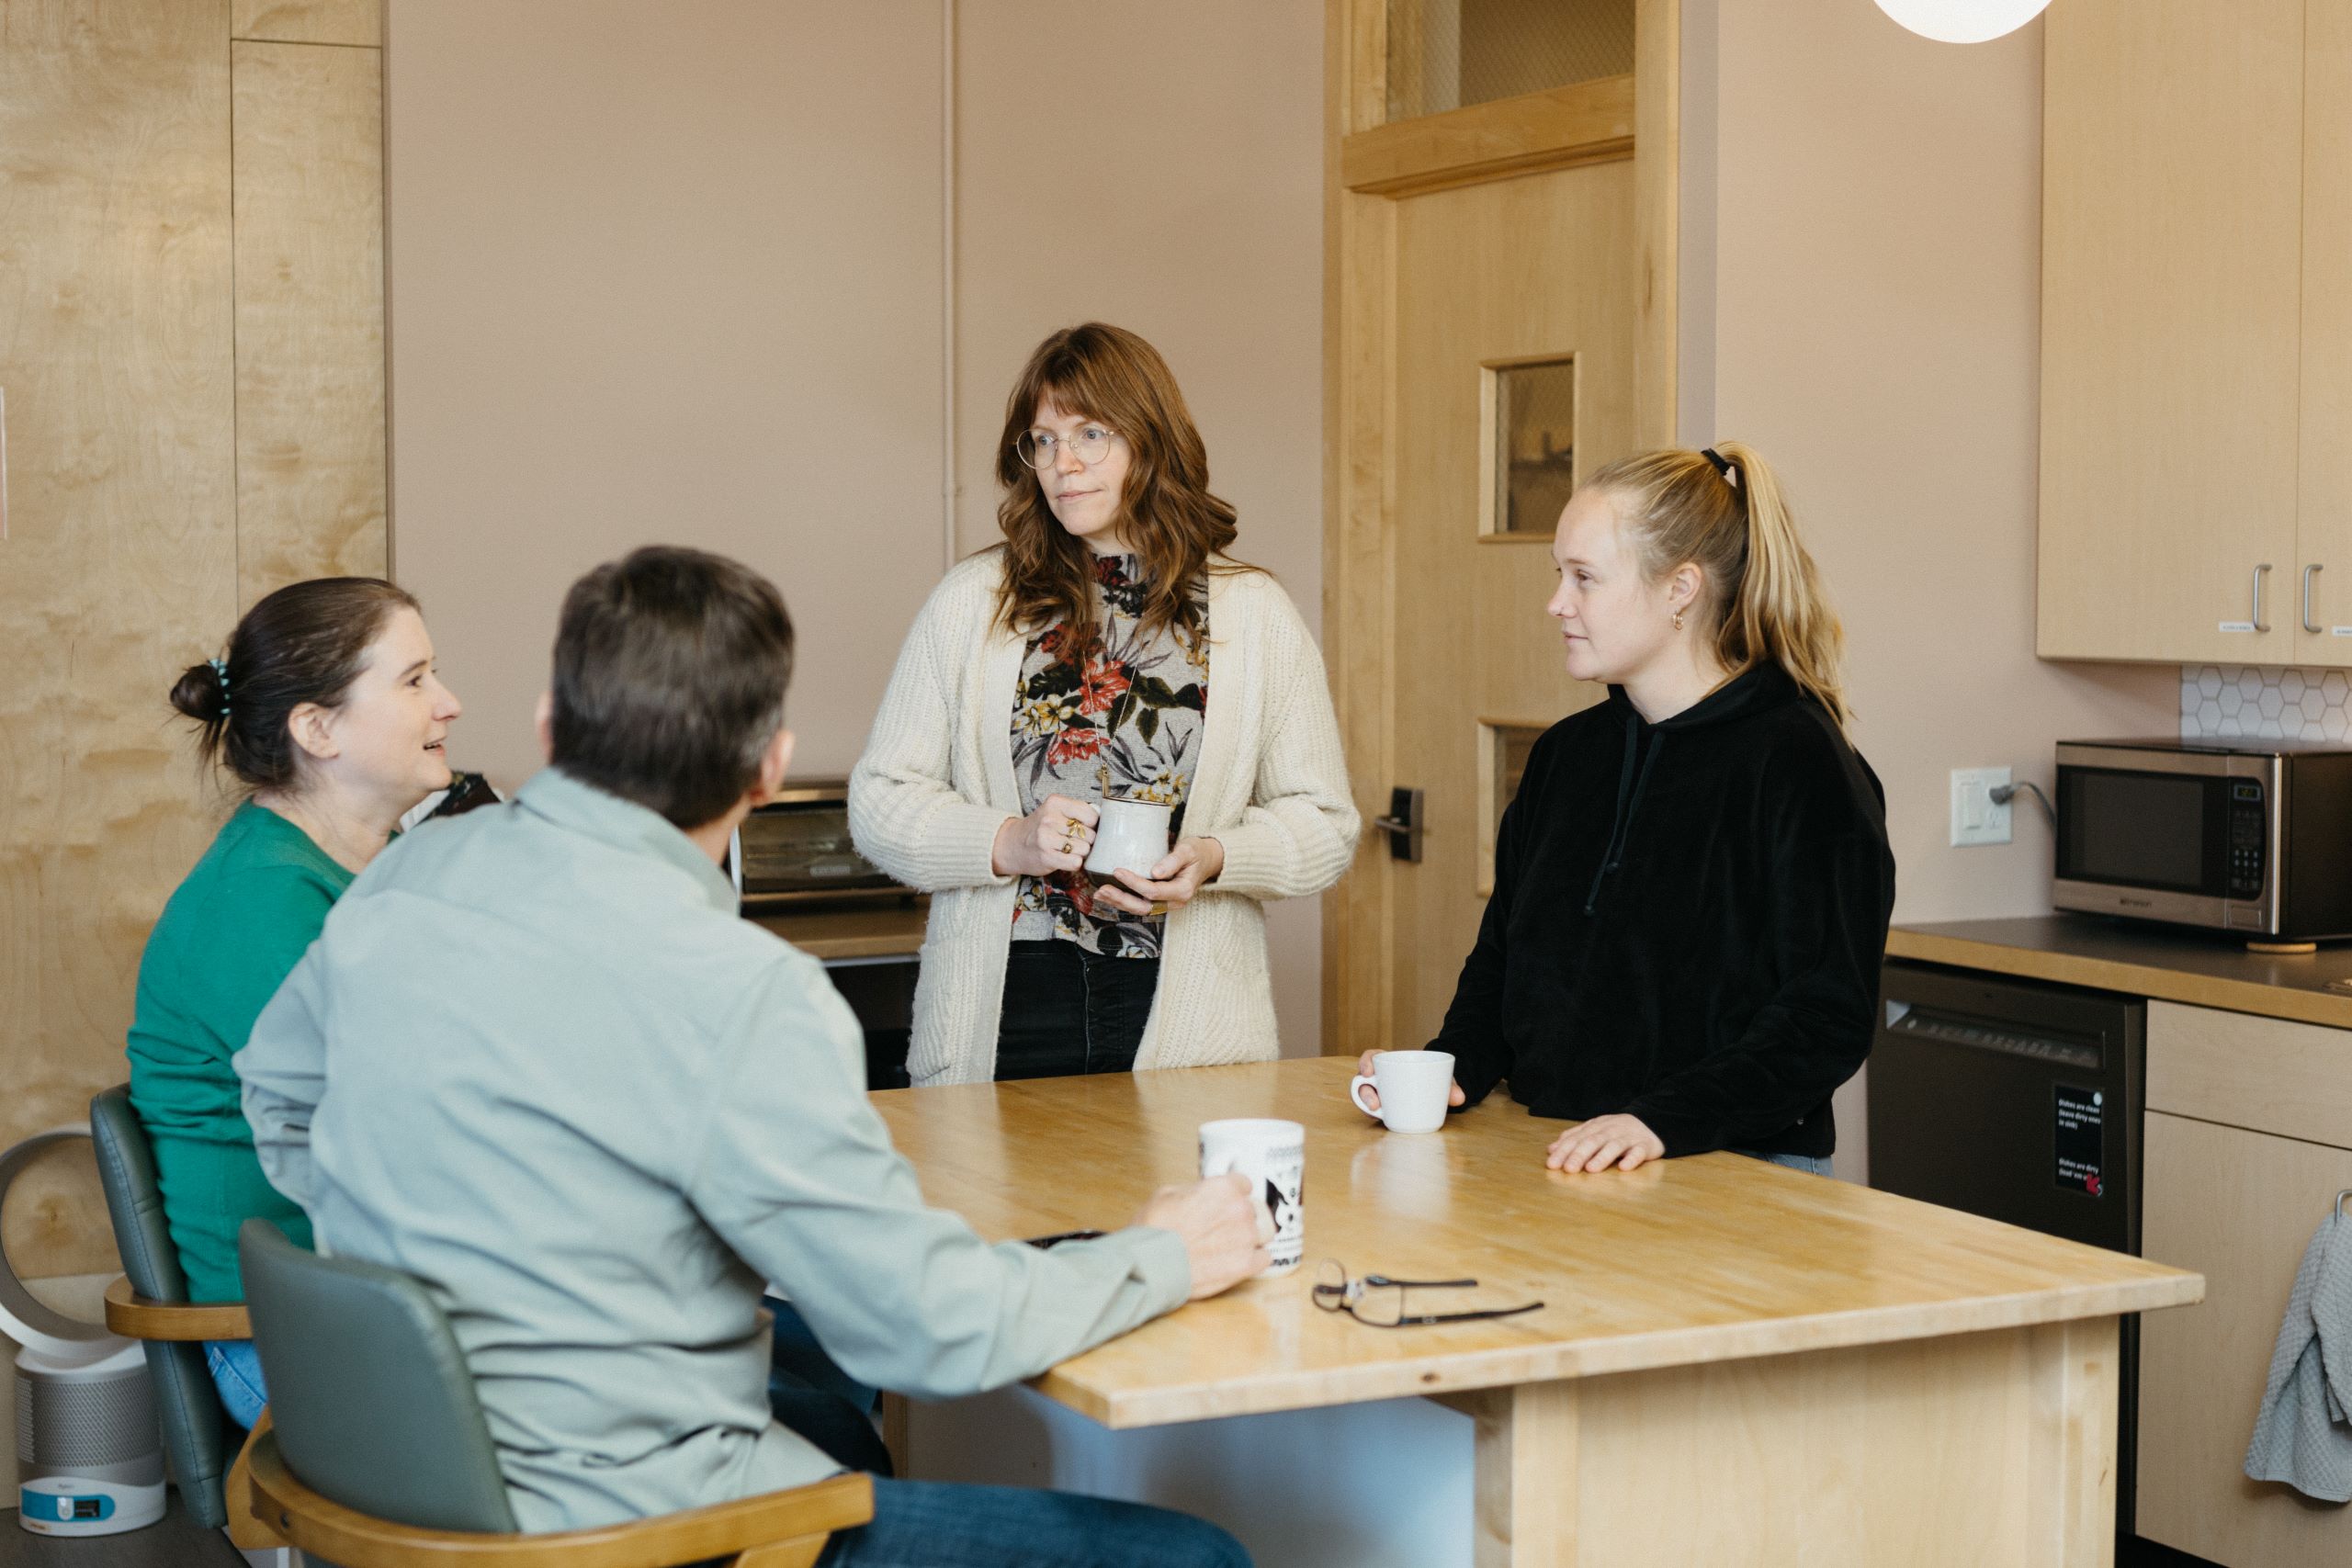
[729,779,906,908]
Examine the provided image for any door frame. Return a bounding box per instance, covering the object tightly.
[1319,0,1679,1054]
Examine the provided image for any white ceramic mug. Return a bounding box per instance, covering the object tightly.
[1198,1118,1305,1277]
[1084,798,1174,886]
[1350,1050,1455,1134]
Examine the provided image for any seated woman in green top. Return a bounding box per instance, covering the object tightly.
[127,577,463,1428]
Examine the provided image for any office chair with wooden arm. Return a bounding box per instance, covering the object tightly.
[235,1220,874,1568]
[87,1085,268,1542]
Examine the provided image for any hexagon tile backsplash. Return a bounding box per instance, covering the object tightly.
[2182,666,2352,743]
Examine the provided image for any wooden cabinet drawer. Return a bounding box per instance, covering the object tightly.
[2147,1001,2352,1149]
[2140,1111,2352,1564]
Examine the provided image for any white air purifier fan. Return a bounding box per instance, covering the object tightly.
[1,1126,164,1537]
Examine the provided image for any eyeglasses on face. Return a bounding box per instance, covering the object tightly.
[1309,1260,1545,1328]
[1016,423,1121,470]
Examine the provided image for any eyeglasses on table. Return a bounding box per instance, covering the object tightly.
[1310,1260,1544,1328]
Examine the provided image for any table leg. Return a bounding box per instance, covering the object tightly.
[2025,1315,2120,1568]
[1430,1317,2123,1568]
[1435,1382,1581,1568]
[880,1391,911,1477]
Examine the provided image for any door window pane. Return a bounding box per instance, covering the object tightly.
[1477,720,1548,896]
[1483,357,1577,538]
[1388,0,1636,122]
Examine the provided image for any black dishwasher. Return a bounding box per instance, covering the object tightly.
[1868,959,2146,1533]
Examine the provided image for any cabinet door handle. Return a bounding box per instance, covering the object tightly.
[2304,564,2324,635]
[2253,563,2272,634]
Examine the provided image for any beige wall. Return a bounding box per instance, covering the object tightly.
[1696,0,2179,1174]
[385,0,951,787]
[954,1,1328,1053]
[386,1,1329,1050]
[1703,0,2176,918]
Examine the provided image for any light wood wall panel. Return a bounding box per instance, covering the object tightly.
[0,0,240,1277]
[232,39,388,604]
[233,0,379,47]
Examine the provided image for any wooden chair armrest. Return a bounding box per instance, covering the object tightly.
[243,1430,875,1568]
[225,1411,288,1551]
[102,1275,251,1341]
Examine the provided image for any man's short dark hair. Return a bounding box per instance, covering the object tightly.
[550,547,795,829]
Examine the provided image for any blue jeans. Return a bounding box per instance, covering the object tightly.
[1734,1148,1834,1177]
[204,1339,267,1429]
[815,1477,1249,1567]
[764,1297,892,1476]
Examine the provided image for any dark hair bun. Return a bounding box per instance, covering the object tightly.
[169,661,228,724]
[170,577,421,788]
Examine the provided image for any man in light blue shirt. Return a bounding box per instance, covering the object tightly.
[239,546,1261,1565]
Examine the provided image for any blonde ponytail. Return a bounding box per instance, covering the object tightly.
[1583,441,1850,728]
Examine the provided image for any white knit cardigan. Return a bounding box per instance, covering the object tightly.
[849,549,1360,1084]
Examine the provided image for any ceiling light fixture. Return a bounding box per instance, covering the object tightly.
[1872,0,2053,42]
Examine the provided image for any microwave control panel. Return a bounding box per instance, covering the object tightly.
[2227,780,2267,899]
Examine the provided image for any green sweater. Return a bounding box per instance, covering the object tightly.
[126,802,345,1303]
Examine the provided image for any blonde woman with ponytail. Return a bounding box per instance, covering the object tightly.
[1351,443,1896,1176]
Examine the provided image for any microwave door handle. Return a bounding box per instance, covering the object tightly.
[2305,564,2324,635]
[2253,563,2272,634]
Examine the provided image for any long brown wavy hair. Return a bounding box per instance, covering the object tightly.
[992,323,1246,648]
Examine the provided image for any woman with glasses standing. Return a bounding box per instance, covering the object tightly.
[852,322,1357,1083]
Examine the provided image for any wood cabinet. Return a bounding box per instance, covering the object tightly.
[2139,1002,2352,1565]
[2040,0,2352,665]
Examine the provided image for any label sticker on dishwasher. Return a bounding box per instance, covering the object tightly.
[2055,1086,2104,1196]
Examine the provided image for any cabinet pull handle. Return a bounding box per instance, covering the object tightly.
[2305,564,2324,635]
[2252,563,2272,634]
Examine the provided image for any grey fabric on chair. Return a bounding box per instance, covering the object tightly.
[88,1085,239,1530]
[238,1219,519,1534]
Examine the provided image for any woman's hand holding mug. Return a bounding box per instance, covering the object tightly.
[1350,1048,1466,1115]
[992,795,1099,878]
[1099,836,1225,916]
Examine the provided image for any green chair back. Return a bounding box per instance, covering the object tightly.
[237,1219,518,1534]
[88,1086,236,1529]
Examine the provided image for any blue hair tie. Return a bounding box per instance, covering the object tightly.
[209,657,231,719]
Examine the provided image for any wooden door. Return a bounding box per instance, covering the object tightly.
[1323,0,1676,1054]
[2039,0,2304,665]
[2138,1111,2352,1565]
[1384,172,1630,1046]
[2299,0,2352,662]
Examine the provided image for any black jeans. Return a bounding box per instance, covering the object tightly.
[994,941,1159,1079]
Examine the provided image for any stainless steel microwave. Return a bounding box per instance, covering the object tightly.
[2053,739,2352,941]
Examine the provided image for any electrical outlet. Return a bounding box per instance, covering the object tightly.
[1950,767,2013,847]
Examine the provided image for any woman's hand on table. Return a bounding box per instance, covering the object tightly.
[1136,1173,1271,1300]
[1349,1048,1465,1114]
[1098,836,1225,917]
[1544,1113,1665,1173]
[992,795,1099,879]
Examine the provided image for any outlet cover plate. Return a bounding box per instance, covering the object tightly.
[1950,767,2014,847]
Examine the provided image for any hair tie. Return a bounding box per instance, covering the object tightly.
[1701,447,1738,487]
[209,657,232,718]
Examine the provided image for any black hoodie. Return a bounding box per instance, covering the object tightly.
[1430,661,1896,1160]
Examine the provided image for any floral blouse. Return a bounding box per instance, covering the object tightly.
[1010,554,1209,958]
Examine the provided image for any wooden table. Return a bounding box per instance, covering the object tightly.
[871,1056,2203,1568]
